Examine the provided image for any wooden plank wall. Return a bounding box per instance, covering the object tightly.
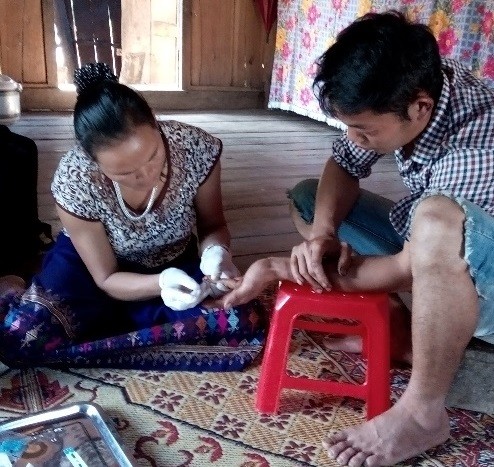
[190,0,273,89]
[0,0,51,84]
[0,0,276,110]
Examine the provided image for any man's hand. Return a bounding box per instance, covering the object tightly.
[290,235,353,291]
[204,258,275,309]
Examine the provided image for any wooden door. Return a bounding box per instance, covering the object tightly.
[120,0,181,88]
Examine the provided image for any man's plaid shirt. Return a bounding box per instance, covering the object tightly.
[331,59,494,238]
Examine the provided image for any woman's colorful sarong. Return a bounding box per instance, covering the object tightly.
[0,234,267,371]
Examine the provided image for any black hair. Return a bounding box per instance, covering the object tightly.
[313,11,443,120]
[73,63,156,158]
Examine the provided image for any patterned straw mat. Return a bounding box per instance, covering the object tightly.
[0,291,492,466]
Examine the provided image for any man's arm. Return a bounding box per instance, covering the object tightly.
[216,242,412,309]
[312,157,361,239]
[291,157,360,289]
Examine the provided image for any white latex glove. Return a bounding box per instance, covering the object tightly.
[159,268,210,311]
[200,245,240,280]
[200,245,240,293]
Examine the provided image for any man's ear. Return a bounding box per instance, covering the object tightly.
[409,92,434,122]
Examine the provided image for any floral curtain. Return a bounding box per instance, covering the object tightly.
[268,0,494,128]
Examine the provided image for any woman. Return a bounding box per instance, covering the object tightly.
[0,63,266,371]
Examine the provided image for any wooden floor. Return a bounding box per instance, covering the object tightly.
[9,109,408,272]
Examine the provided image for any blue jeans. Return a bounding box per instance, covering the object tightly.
[288,179,405,255]
[288,179,494,344]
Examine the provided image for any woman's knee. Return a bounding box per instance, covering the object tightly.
[0,292,74,366]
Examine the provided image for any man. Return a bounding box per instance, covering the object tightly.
[214,11,494,467]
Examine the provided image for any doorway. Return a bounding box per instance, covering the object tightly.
[53,0,182,90]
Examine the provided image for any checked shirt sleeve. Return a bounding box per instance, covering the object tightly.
[332,135,381,179]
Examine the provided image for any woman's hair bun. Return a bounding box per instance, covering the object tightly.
[74,63,118,94]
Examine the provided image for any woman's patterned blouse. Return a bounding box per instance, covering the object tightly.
[52,120,222,268]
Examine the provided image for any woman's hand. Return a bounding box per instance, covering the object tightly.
[159,268,208,311]
[200,244,240,293]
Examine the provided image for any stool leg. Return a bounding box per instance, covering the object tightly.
[256,306,296,414]
[365,304,391,419]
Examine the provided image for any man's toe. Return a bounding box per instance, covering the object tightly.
[325,440,349,459]
[322,430,347,448]
[347,451,371,467]
[336,446,357,465]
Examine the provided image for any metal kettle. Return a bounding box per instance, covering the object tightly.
[0,75,23,124]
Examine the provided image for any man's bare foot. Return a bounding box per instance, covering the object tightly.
[322,395,450,466]
[323,294,412,364]
[0,275,26,295]
[323,334,363,353]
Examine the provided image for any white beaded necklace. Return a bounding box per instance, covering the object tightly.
[113,180,158,221]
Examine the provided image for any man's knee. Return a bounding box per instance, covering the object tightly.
[287,178,318,224]
[412,195,465,237]
[410,195,466,268]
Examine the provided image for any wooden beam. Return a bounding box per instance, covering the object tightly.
[21,87,264,111]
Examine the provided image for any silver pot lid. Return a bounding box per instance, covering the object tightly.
[0,75,22,92]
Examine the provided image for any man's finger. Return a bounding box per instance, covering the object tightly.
[338,242,353,276]
[222,289,247,309]
[296,256,325,290]
[297,254,322,290]
[290,254,305,285]
[217,277,241,289]
[307,243,332,290]
[307,259,331,291]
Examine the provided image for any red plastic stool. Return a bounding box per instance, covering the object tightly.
[256,281,390,420]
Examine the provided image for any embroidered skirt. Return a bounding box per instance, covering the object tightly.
[0,233,267,371]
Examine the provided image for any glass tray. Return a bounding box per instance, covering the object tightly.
[0,402,135,466]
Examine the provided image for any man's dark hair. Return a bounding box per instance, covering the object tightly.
[313,11,443,120]
[73,63,156,158]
